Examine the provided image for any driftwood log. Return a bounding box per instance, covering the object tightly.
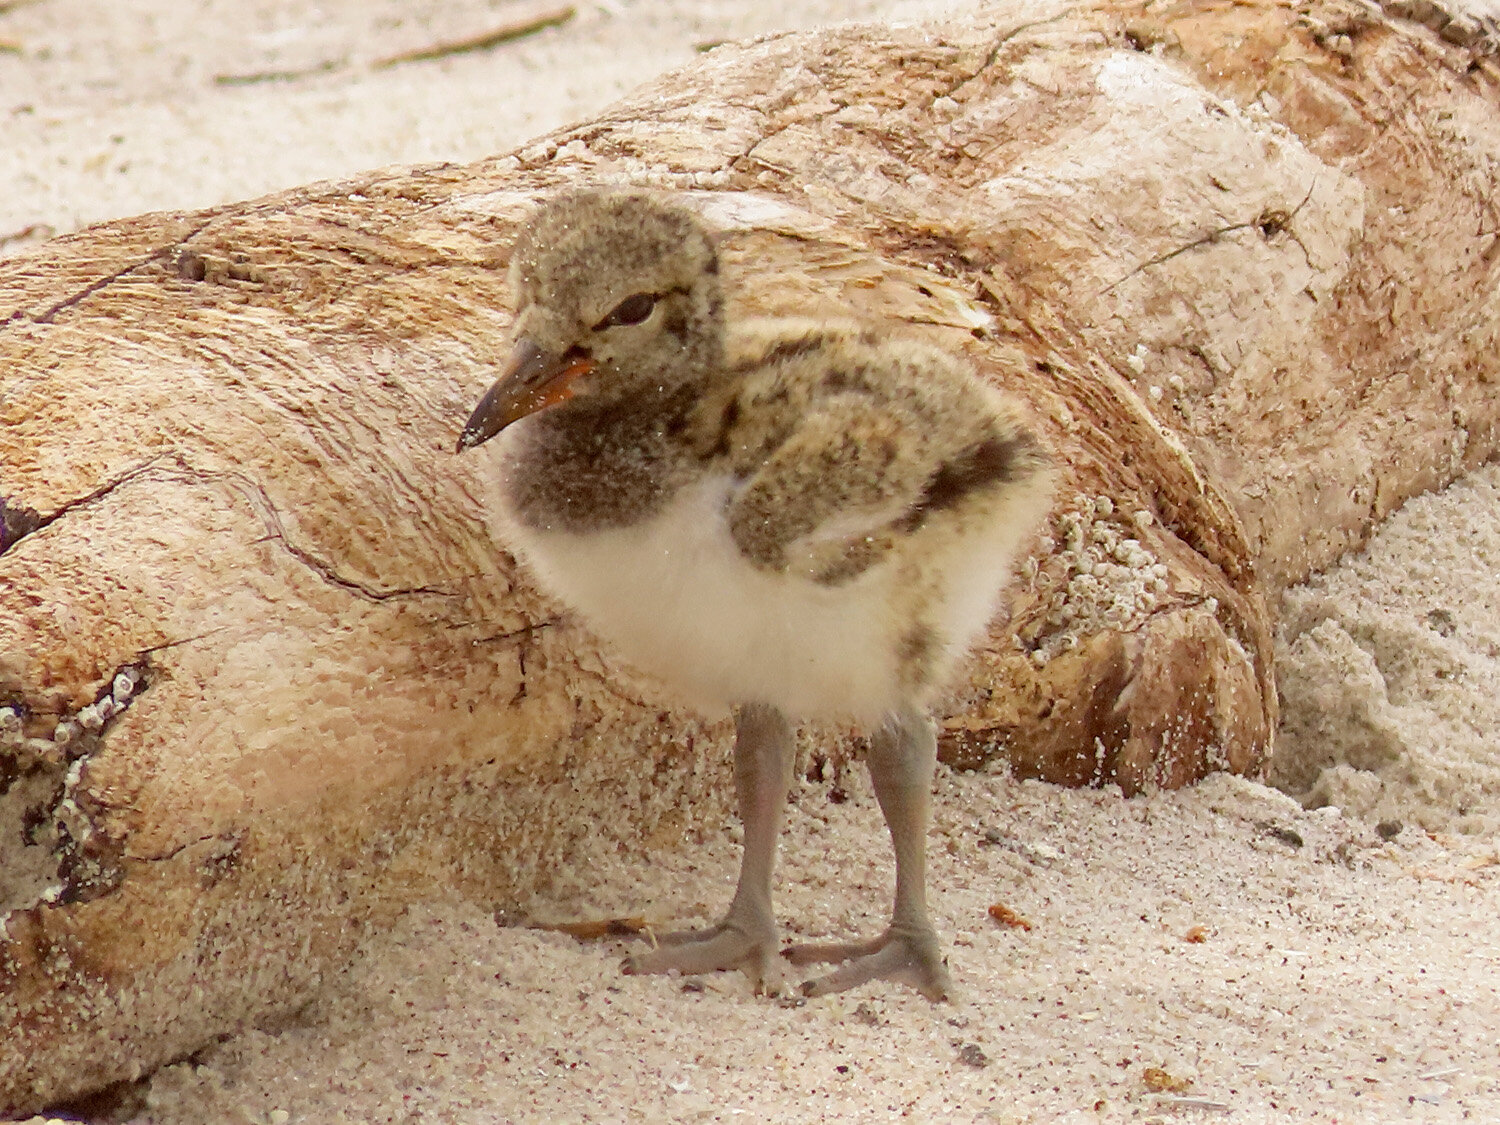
[2,0,1498,1110]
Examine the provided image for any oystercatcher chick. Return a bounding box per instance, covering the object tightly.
[458,188,1053,999]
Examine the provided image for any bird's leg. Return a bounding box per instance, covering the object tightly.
[623,702,794,993]
[784,704,953,1001]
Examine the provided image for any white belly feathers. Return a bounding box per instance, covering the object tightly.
[498,474,912,721]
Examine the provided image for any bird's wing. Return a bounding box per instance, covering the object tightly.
[717,321,1046,583]
[724,392,946,582]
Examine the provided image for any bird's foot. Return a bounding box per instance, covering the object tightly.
[783,924,952,1001]
[622,920,783,995]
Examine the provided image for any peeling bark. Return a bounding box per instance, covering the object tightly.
[1,0,1498,1111]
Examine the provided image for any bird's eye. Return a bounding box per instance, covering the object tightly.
[593,292,657,330]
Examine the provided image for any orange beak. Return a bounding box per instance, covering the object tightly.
[456,337,595,452]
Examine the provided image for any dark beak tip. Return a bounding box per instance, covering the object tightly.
[456,384,507,454]
[455,336,581,455]
[455,423,487,454]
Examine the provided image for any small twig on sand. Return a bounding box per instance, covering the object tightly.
[372,4,576,69]
[530,915,649,940]
[213,59,342,86]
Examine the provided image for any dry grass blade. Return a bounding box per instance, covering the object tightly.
[531,916,649,940]
[373,4,576,69]
[213,60,341,86]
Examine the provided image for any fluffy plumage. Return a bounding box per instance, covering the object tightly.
[459,189,1053,998]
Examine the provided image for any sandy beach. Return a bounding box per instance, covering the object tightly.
[3,1,1497,1121]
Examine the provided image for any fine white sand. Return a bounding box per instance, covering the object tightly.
[4,1,1498,1122]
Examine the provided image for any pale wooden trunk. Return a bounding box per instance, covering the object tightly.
[2,0,1497,1111]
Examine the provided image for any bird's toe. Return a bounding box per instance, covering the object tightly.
[622,922,783,995]
[786,927,952,1002]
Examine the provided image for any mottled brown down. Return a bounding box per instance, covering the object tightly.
[467,189,1053,999]
[2,0,1499,1112]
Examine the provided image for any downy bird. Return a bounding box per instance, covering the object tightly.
[458,189,1052,998]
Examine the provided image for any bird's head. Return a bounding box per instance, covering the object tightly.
[457,189,724,451]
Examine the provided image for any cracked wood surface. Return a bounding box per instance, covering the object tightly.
[2,0,1499,1111]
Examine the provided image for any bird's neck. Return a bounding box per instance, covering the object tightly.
[499,381,706,534]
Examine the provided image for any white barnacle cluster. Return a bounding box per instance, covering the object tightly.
[0,671,143,904]
[598,154,736,191]
[1,666,143,760]
[49,756,97,861]
[1022,495,1170,664]
[633,166,736,190]
[79,666,142,734]
[1,703,59,766]
[516,134,737,192]
[51,669,141,746]
[0,704,21,745]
